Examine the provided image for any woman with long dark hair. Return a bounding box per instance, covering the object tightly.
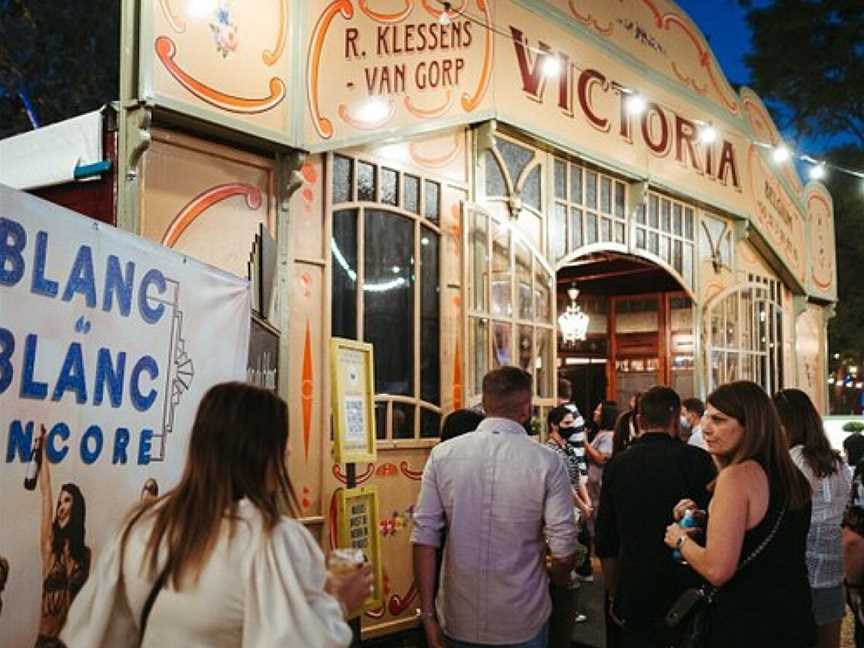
[663,381,815,647]
[62,382,370,647]
[774,388,850,648]
[36,430,90,648]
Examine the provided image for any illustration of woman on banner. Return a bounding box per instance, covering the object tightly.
[34,428,90,647]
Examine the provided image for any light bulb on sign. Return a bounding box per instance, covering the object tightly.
[357,97,390,123]
[698,124,718,144]
[438,2,452,25]
[625,93,647,116]
[772,145,791,163]
[809,163,826,180]
[542,56,562,78]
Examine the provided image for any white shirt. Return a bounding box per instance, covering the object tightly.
[61,499,351,648]
[688,426,707,450]
[411,417,579,644]
[790,445,852,588]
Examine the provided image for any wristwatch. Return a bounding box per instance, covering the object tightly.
[675,534,689,549]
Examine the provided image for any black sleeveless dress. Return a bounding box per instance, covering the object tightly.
[705,489,816,648]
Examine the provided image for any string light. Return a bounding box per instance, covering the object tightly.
[434,0,864,188]
[542,56,562,78]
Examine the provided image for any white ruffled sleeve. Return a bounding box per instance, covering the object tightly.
[60,529,138,648]
[243,519,353,648]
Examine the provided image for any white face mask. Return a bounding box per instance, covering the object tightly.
[679,415,692,431]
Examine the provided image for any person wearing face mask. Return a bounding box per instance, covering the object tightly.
[544,406,592,644]
[680,398,706,450]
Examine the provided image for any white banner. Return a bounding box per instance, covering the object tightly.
[0,185,251,647]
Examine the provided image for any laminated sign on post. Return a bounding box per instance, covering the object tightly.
[337,486,384,616]
[330,338,376,463]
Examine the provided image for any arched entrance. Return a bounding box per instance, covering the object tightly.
[556,251,695,418]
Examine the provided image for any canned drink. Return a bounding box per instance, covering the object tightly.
[328,547,365,576]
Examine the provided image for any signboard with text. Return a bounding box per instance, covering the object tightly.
[337,486,384,616]
[0,185,250,647]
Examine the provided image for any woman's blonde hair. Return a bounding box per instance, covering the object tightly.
[707,381,810,509]
[122,382,299,588]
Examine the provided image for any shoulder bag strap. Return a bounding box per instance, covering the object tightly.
[138,564,170,648]
[737,503,787,571]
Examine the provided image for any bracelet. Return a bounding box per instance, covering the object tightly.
[417,608,436,621]
[675,534,689,550]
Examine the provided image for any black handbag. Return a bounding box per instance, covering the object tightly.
[664,504,787,648]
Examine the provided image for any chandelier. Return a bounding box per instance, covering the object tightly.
[558,284,590,346]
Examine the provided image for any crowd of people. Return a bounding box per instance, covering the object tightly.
[46,369,864,648]
[412,367,864,648]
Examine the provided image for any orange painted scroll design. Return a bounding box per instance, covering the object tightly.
[308,0,354,138]
[636,2,739,114]
[400,461,424,481]
[262,0,288,65]
[302,321,313,461]
[461,0,493,112]
[337,99,396,130]
[155,37,286,113]
[408,132,461,168]
[742,96,802,192]
[567,1,613,35]
[332,462,376,485]
[420,0,466,17]
[158,0,185,33]
[360,0,414,22]
[162,183,262,248]
[404,90,454,120]
[388,581,418,616]
[808,193,833,290]
[453,338,463,409]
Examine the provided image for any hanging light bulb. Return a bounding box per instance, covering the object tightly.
[625,93,647,116]
[438,2,452,26]
[698,124,718,144]
[772,144,791,163]
[558,284,590,346]
[542,56,562,78]
[809,162,827,180]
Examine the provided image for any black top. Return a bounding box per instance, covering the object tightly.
[706,487,816,647]
[595,432,716,628]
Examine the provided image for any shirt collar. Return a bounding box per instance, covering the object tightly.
[477,417,527,436]
[635,430,674,443]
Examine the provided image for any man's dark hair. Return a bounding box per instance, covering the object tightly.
[482,366,532,419]
[547,405,571,430]
[845,433,864,468]
[441,409,485,442]
[681,398,705,418]
[639,386,681,430]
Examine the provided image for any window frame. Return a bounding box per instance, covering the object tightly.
[327,152,443,446]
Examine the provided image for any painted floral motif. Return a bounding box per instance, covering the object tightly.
[210,1,238,57]
[379,505,415,537]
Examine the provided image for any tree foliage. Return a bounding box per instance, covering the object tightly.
[0,0,120,138]
[739,0,864,373]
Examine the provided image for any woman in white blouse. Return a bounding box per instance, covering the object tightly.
[61,382,371,648]
[774,388,851,648]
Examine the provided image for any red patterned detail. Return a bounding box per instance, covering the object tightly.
[375,463,399,477]
[388,581,418,616]
[400,461,423,481]
[328,490,340,550]
[302,321,313,460]
[332,463,376,484]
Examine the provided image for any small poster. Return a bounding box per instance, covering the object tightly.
[336,486,384,616]
[330,338,376,463]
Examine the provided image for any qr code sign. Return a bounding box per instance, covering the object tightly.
[345,398,364,442]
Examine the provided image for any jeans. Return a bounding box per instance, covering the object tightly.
[446,621,549,648]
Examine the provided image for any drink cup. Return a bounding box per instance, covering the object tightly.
[328,547,365,576]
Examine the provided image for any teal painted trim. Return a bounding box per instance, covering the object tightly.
[146,93,294,147]
[74,161,112,179]
[304,110,498,154]
[511,0,748,134]
[289,0,307,147]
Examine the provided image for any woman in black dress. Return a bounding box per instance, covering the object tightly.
[663,381,816,647]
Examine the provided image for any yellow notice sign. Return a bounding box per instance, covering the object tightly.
[337,486,384,617]
[330,338,377,463]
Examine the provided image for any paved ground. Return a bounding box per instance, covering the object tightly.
[570,565,605,648]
